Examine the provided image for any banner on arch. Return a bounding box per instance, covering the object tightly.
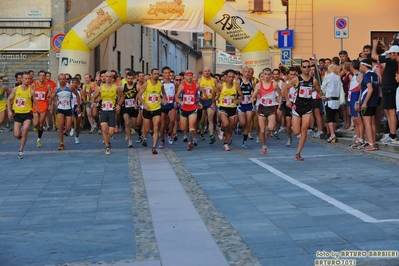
[217,50,242,65]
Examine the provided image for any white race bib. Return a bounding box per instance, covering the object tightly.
[147,94,159,103]
[125,99,135,108]
[59,100,70,107]
[183,95,195,105]
[35,92,46,101]
[242,95,252,104]
[204,87,212,96]
[223,96,235,106]
[167,95,174,104]
[102,101,114,110]
[15,98,26,108]
[299,86,312,98]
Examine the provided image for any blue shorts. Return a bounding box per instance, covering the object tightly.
[237,104,254,113]
[201,99,213,109]
[349,101,360,117]
[73,105,84,116]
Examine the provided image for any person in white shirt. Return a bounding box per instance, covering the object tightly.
[321,64,342,143]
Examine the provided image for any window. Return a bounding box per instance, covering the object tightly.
[117,51,121,73]
[131,55,134,71]
[226,41,235,55]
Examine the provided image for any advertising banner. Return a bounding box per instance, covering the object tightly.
[217,50,241,65]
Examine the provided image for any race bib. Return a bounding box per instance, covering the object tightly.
[15,98,26,107]
[35,92,46,101]
[102,101,114,110]
[261,97,273,105]
[204,87,212,96]
[242,95,252,104]
[299,86,312,98]
[73,97,78,106]
[59,100,70,107]
[125,99,135,108]
[147,94,159,103]
[223,96,235,106]
[183,95,195,105]
[167,95,174,103]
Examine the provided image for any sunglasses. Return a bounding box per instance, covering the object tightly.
[302,65,311,69]
[175,79,182,81]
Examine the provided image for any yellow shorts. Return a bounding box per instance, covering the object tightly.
[0,100,6,112]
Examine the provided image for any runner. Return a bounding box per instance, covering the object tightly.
[159,66,177,148]
[32,70,52,147]
[216,69,243,151]
[284,60,323,161]
[0,80,11,132]
[252,68,282,155]
[282,67,298,146]
[175,70,201,151]
[137,68,167,154]
[50,73,81,151]
[7,72,39,159]
[70,77,84,144]
[199,66,218,144]
[45,71,57,132]
[82,73,97,134]
[121,71,139,148]
[91,71,124,154]
[236,67,255,148]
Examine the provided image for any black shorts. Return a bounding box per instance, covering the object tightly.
[362,106,377,117]
[258,105,276,118]
[56,109,73,117]
[143,109,162,120]
[325,106,339,123]
[179,109,197,118]
[312,98,323,109]
[73,105,84,115]
[100,110,116,127]
[284,105,292,117]
[14,112,33,123]
[219,106,237,117]
[382,88,396,110]
[161,107,174,115]
[291,104,312,117]
[122,107,138,118]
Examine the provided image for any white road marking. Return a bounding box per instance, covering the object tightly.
[250,158,399,223]
[251,154,345,160]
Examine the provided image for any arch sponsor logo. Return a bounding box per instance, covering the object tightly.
[215,14,250,41]
[147,0,185,17]
[61,57,87,67]
[84,8,113,39]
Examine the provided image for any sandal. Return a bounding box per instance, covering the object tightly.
[327,135,337,143]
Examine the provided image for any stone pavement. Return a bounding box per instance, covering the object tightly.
[1,128,399,266]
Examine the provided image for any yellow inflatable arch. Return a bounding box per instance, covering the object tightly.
[59,0,271,75]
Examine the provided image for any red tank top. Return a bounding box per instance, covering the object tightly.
[35,81,48,101]
[181,81,197,112]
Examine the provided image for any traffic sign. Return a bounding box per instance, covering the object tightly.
[278,30,294,48]
[334,17,349,39]
[281,48,291,66]
[52,33,66,53]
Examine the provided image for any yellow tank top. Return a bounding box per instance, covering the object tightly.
[219,82,237,108]
[84,82,94,102]
[143,79,162,111]
[100,84,117,111]
[14,85,32,113]
[200,76,215,100]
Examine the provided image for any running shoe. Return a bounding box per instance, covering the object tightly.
[152,147,158,154]
[89,127,95,134]
[173,134,178,141]
[209,135,216,144]
[37,139,42,148]
[18,151,24,159]
[75,137,80,144]
[261,146,267,155]
[142,138,148,147]
[168,136,174,145]
[218,129,224,140]
[256,137,260,143]
[295,153,304,161]
[128,140,133,148]
[159,140,165,149]
[248,132,254,140]
[105,146,111,155]
[199,134,205,140]
[273,131,279,139]
[382,137,397,144]
[227,139,232,145]
[242,141,249,149]
[223,144,230,151]
[136,136,143,143]
[187,141,194,151]
[193,138,198,146]
[58,143,65,150]
[183,135,188,142]
[286,137,292,146]
[69,128,75,137]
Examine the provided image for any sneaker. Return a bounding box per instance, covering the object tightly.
[128,140,133,148]
[105,146,111,155]
[58,143,65,150]
[209,135,216,144]
[125,134,129,141]
[296,133,301,139]
[142,138,148,147]
[295,153,304,161]
[69,128,75,137]
[382,137,397,144]
[131,128,136,134]
[33,127,39,133]
[273,131,279,139]
[312,131,322,138]
[5,125,12,132]
[266,131,271,139]
[218,129,224,140]
[149,130,154,138]
[173,134,178,141]
[187,141,194,151]
[286,137,292,146]
[183,135,188,142]
[278,127,286,133]
[261,146,267,155]
[248,132,254,140]
[242,141,249,149]
[110,134,114,140]
[52,127,57,132]
[89,127,95,134]
[193,138,198,146]
[168,136,174,145]
[159,140,165,149]
[75,137,79,144]
[43,126,49,132]
[18,151,24,159]
[152,147,158,154]
[307,129,313,134]
[227,138,232,145]
[136,136,143,143]
[223,144,230,151]
[98,129,102,135]
[235,123,241,135]
[256,137,260,143]
[199,134,205,140]
[37,139,42,148]
[115,126,119,133]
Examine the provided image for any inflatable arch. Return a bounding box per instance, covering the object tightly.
[59,0,271,75]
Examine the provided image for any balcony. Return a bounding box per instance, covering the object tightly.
[248,0,271,13]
